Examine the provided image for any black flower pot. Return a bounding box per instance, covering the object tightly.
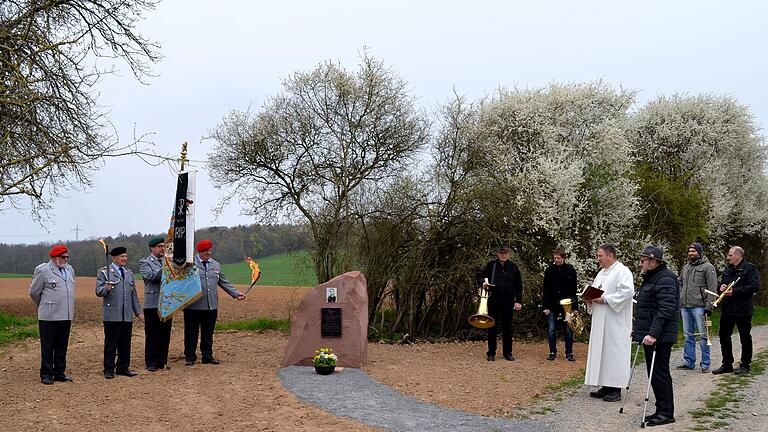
[314,365,335,375]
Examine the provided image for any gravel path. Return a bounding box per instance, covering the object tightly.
[534,325,768,431]
[278,366,549,432]
[279,326,768,432]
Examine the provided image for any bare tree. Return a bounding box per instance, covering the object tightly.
[208,53,430,282]
[0,0,162,216]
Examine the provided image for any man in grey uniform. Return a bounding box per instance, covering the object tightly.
[184,239,245,366]
[139,236,172,371]
[29,245,76,385]
[96,246,144,379]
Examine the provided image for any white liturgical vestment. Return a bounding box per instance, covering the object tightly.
[584,260,634,388]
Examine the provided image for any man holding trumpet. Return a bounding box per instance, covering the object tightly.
[712,246,761,375]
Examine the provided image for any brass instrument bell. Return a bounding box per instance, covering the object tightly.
[469,285,495,329]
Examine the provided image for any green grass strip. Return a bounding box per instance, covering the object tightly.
[215,317,290,332]
[0,312,38,346]
[688,347,768,430]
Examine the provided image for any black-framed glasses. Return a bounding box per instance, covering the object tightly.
[60,256,70,259]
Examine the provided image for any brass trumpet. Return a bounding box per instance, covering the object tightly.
[703,314,713,346]
[469,281,495,329]
[713,277,741,308]
[560,298,584,335]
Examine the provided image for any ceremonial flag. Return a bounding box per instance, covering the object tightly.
[158,170,202,320]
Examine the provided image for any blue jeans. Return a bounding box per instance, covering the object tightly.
[681,307,710,368]
[548,312,573,355]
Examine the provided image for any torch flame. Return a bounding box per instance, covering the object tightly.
[245,256,261,285]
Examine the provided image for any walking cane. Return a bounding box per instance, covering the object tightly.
[619,342,642,414]
[640,346,657,428]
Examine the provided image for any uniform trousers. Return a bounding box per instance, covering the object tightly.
[184,309,218,361]
[103,321,133,373]
[144,308,173,368]
[39,320,71,379]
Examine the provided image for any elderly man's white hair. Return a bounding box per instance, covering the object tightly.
[730,246,745,257]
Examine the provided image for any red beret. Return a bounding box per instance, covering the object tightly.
[49,245,68,257]
[195,240,213,252]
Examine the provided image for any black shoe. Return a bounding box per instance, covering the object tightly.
[41,376,54,385]
[676,364,695,370]
[104,371,115,379]
[644,413,660,422]
[547,353,556,361]
[185,359,195,366]
[602,391,622,402]
[712,365,734,375]
[566,354,575,363]
[589,387,609,398]
[646,414,675,426]
[116,370,138,377]
[734,366,750,375]
[202,357,221,365]
[503,354,515,361]
[54,375,73,382]
[147,365,158,372]
[486,354,495,361]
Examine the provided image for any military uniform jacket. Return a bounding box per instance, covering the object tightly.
[139,254,163,309]
[29,260,76,321]
[187,256,242,311]
[95,264,142,322]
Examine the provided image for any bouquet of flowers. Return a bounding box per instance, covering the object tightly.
[313,347,338,367]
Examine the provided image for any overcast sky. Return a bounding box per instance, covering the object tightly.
[2,0,767,245]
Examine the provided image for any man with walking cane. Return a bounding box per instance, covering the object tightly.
[632,246,679,427]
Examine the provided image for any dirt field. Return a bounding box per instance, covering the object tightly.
[0,278,585,431]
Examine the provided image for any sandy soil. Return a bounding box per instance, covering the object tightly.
[0,277,586,431]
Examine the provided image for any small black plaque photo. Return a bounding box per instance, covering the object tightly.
[321,307,342,338]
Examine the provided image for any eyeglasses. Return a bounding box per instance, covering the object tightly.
[60,256,70,259]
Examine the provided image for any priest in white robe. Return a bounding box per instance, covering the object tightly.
[584,244,635,402]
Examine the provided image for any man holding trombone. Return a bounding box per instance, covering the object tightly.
[632,246,679,427]
[712,246,761,375]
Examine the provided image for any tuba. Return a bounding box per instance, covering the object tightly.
[560,298,584,335]
[469,280,495,329]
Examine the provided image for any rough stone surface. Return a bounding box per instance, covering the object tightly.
[282,271,368,367]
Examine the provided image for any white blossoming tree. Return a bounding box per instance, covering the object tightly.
[628,94,768,264]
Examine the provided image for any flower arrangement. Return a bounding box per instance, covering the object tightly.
[313,347,338,368]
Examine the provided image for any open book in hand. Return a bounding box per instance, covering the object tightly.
[580,285,604,302]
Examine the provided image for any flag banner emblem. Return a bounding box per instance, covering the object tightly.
[159,170,201,320]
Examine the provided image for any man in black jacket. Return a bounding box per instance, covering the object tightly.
[633,246,679,427]
[542,247,578,362]
[476,245,523,362]
[712,246,761,375]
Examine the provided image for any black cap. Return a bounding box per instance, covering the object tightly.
[109,246,127,256]
[688,243,703,256]
[639,245,664,262]
[496,245,511,252]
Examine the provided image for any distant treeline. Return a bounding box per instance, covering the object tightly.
[0,224,312,276]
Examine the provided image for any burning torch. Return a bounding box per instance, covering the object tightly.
[244,256,262,296]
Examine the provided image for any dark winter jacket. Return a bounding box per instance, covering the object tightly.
[719,259,761,316]
[632,264,679,344]
[679,256,717,309]
[476,259,523,305]
[542,262,578,316]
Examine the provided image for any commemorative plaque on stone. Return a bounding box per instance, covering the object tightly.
[282,271,368,368]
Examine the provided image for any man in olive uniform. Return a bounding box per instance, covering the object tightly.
[96,246,144,379]
[476,245,523,361]
[184,240,245,366]
[29,245,76,385]
[139,236,172,371]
